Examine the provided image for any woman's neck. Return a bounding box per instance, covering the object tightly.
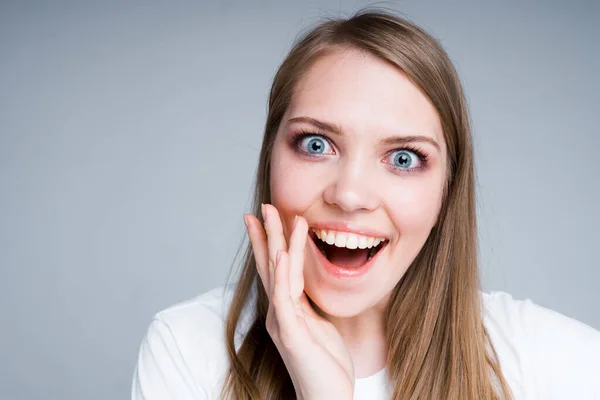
[325,296,389,378]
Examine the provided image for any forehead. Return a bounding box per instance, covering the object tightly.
[288,49,444,147]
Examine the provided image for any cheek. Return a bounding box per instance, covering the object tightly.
[385,176,444,236]
[269,145,325,231]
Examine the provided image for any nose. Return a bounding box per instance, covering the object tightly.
[322,157,380,213]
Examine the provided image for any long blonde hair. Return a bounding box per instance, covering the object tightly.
[220,8,513,400]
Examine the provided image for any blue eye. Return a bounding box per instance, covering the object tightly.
[299,135,332,155]
[390,149,421,170]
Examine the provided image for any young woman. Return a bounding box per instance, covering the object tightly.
[132,10,600,400]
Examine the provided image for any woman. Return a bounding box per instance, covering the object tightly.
[132,10,600,400]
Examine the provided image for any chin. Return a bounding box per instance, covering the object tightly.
[304,282,376,318]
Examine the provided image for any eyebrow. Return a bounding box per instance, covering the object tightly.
[288,116,441,152]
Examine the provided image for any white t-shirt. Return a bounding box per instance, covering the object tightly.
[132,283,600,399]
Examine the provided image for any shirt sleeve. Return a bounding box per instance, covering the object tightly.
[517,298,600,399]
[132,317,208,400]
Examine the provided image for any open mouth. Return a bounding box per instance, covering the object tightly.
[309,228,388,269]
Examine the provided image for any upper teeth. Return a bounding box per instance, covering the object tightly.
[312,229,385,250]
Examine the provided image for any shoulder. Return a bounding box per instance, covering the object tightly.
[154,284,239,343]
[132,283,256,399]
[481,290,600,399]
[481,290,600,344]
[152,282,257,369]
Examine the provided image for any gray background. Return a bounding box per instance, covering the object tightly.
[1,0,598,399]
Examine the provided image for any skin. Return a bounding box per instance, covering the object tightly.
[244,48,448,397]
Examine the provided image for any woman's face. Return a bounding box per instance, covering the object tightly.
[270,49,448,318]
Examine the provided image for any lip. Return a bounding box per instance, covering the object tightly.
[308,221,390,239]
[307,231,388,279]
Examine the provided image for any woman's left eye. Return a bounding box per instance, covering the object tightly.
[298,135,334,155]
[386,149,424,171]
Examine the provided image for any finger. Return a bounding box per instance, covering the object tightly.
[272,250,300,348]
[262,204,288,297]
[287,215,308,300]
[244,213,270,296]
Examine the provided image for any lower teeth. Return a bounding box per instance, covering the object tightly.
[368,247,377,260]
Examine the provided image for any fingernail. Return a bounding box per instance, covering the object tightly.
[243,214,250,229]
[276,249,282,264]
[293,215,298,228]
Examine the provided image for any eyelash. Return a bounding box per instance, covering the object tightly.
[290,129,430,173]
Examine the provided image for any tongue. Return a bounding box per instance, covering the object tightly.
[326,247,370,268]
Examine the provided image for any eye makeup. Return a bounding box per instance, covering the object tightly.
[287,128,431,174]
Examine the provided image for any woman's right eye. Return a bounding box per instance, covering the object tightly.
[298,135,334,156]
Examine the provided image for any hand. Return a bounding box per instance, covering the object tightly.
[244,204,355,400]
